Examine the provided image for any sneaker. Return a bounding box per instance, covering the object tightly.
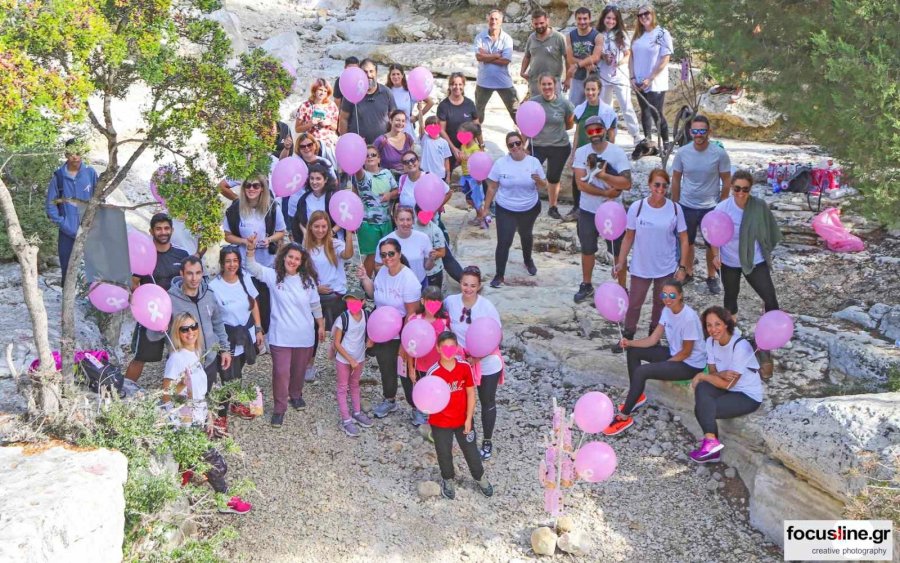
[618,393,647,414]
[706,277,721,295]
[602,414,634,436]
[690,438,725,463]
[219,496,252,514]
[440,478,456,500]
[683,274,695,285]
[290,397,306,410]
[411,410,429,427]
[489,276,503,289]
[481,216,492,230]
[212,416,229,437]
[341,419,361,437]
[373,399,398,418]
[563,208,579,222]
[477,477,494,497]
[481,440,493,461]
[573,283,594,304]
[352,411,374,428]
[270,413,284,428]
[229,403,255,420]
[304,366,318,383]
[468,216,483,226]
[524,260,537,276]
[548,206,562,220]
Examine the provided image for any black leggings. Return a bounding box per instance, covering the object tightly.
[372,339,401,400]
[721,262,779,315]
[252,277,271,334]
[477,371,500,441]
[494,200,541,278]
[623,345,698,414]
[532,144,572,184]
[433,425,485,480]
[693,381,761,436]
[437,218,461,283]
[636,90,669,142]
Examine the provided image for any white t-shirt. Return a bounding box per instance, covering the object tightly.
[420,135,453,178]
[488,155,546,212]
[706,331,763,403]
[398,172,450,209]
[573,100,619,130]
[374,265,421,315]
[413,221,446,276]
[209,272,259,357]
[598,30,632,85]
[221,209,287,269]
[631,27,674,92]
[715,197,765,269]
[164,349,209,425]
[247,261,320,348]
[659,305,707,369]
[309,238,347,294]
[626,198,687,278]
[443,294,503,375]
[375,230,433,283]
[334,311,367,364]
[572,143,631,213]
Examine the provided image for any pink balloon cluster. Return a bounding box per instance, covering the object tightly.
[412,375,451,414]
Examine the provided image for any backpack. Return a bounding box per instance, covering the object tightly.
[225,200,279,254]
[730,336,773,382]
[77,352,125,398]
[636,198,679,218]
[328,309,370,361]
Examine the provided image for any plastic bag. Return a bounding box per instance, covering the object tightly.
[248,386,264,417]
[812,208,864,253]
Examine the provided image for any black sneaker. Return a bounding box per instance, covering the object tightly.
[440,478,456,500]
[563,208,579,222]
[270,413,284,428]
[524,261,537,276]
[611,341,626,354]
[548,206,562,220]
[477,477,494,497]
[574,283,594,303]
[489,276,503,288]
[706,277,721,295]
[290,397,306,410]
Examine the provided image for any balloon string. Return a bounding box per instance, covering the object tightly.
[617,322,629,373]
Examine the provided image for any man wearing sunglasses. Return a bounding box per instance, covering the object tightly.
[671,115,731,295]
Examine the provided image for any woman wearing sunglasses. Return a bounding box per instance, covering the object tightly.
[443,265,503,461]
[482,131,548,288]
[375,206,434,286]
[614,169,689,348]
[629,4,673,157]
[397,149,451,210]
[603,278,706,435]
[358,238,422,419]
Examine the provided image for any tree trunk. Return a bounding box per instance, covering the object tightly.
[0,177,61,415]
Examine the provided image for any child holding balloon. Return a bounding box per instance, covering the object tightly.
[405,286,451,426]
[425,331,494,500]
[332,291,374,437]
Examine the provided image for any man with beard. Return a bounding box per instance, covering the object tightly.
[125,213,191,382]
[520,8,568,99]
[338,58,396,145]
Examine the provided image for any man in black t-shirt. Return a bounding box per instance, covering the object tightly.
[125,213,191,382]
[338,58,396,144]
[332,56,359,107]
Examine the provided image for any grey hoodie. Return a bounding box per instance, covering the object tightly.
[147,277,229,367]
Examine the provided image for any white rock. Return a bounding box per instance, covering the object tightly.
[698,90,781,128]
[530,526,557,556]
[0,443,128,563]
[205,10,247,55]
[869,303,891,322]
[417,481,441,499]
[878,306,900,341]
[556,515,574,534]
[832,306,877,329]
[260,31,302,67]
[725,467,737,479]
[557,531,591,556]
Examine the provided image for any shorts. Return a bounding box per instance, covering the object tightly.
[532,143,572,184]
[577,209,624,257]
[682,205,715,245]
[131,324,165,362]
[357,221,394,255]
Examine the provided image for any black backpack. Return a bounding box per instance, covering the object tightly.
[225,200,279,254]
[328,308,371,360]
[77,352,125,398]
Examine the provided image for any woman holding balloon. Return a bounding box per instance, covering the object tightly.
[614,169,689,347]
[375,206,435,286]
[529,73,575,221]
[386,63,434,139]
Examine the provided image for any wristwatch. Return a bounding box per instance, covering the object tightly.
[254,325,263,333]
[677,265,686,272]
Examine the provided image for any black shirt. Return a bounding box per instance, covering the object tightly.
[436,97,478,149]
[340,84,396,145]
[138,246,190,290]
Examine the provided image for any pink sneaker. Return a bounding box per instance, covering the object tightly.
[219,495,252,514]
[689,438,724,463]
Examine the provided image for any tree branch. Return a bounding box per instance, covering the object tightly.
[87,107,110,139]
[53,197,160,210]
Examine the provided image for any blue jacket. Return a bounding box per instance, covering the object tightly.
[45,162,98,238]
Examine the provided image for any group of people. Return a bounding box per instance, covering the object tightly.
[44,3,785,504]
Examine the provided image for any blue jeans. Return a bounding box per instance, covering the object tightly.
[58,231,76,284]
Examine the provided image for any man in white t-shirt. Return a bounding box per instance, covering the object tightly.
[671,115,732,295]
[571,115,631,303]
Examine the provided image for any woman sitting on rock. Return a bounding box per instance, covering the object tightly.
[689,306,763,463]
[604,279,706,436]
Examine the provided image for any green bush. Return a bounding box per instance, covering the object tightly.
[0,149,61,263]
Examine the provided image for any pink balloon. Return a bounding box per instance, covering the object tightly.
[128,231,157,277]
[468,151,494,182]
[407,66,434,102]
[366,306,403,343]
[271,156,309,198]
[515,100,546,138]
[594,281,628,323]
[411,375,451,414]
[281,61,297,77]
[88,282,130,313]
[149,165,178,206]
[575,442,617,483]
[573,391,615,433]
[401,318,437,359]
[465,317,502,358]
[130,284,172,332]
[339,66,369,104]
[754,310,794,351]
[335,133,367,174]
[413,174,445,212]
[700,210,735,247]
[329,190,364,231]
[594,201,627,241]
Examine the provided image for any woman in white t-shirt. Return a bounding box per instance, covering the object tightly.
[375,206,434,285]
[397,149,451,209]
[304,210,354,328]
[597,6,641,143]
[246,236,324,428]
[443,265,503,461]
[614,169,689,344]
[604,279,706,436]
[629,4,674,150]
[689,306,764,463]
[358,238,422,419]
[482,131,548,288]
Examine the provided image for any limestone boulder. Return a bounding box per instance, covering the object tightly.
[557,531,591,556]
[205,10,247,56]
[698,91,781,129]
[0,442,128,563]
[385,16,444,42]
[878,305,900,341]
[260,31,302,67]
[530,526,558,556]
[797,323,900,383]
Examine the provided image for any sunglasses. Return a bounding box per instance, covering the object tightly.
[659,292,678,300]
[586,128,606,136]
[366,153,379,158]
[246,182,263,190]
[401,157,418,165]
[380,250,398,258]
[651,181,669,188]
[638,11,652,17]
[733,185,752,193]
[459,307,472,324]
[179,323,199,334]
[690,128,708,135]
[507,140,523,149]
[298,143,314,150]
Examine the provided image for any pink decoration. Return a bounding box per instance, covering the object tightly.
[467,151,494,182]
[812,208,865,252]
[456,131,474,146]
[575,442,617,483]
[366,306,403,343]
[407,66,435,102]
[401,318,437,359]
[339,66,369,104]
[271,156,309,198]
[544,487,562,516]
[335,133,367,175]
[128,231,157,277]
[413,174,445,212]
[700,210,734,247]
[515,100,546,138]
[573,391,615,433]
[594,281,628,323]
[30,349,109,373]
[424,301,442,316]
[424,124,442,138]
[594,201,627,241]
[465,317,501,358]
[328,189,364,231]
[130,284,172,332]
[439,344,459,358]
[411,375,451,414]
[754,310,794,351]
[416,210,434,224]
[88,282,130,313]
[346,300,364,315]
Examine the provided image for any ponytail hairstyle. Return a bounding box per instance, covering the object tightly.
[418,285,448,319]
[219,246,256,311]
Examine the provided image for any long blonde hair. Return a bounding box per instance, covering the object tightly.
[632,5,659,43]
[303,210,338,267]
[170,312,205,352]
[239,174,272,220]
